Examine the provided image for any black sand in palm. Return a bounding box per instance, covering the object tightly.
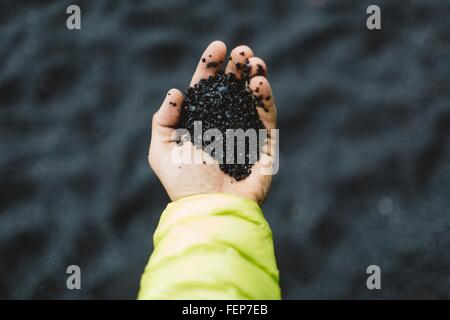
[179,72,265,180]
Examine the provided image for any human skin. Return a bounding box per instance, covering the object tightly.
[148,41,278,205]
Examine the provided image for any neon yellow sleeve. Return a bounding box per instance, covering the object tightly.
[138,193,281,300]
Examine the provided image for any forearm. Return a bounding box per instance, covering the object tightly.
[138,193,281,300]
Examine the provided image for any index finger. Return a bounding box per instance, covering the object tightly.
[190,41,227,86]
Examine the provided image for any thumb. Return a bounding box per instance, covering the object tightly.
[152,88,184,141]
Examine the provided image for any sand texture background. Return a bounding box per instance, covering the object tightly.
[0,0,449,299]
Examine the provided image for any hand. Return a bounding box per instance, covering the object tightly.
[148,41,277,205]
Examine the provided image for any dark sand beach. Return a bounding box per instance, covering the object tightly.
[0,0,449,299]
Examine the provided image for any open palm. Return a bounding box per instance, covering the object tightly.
[148,41,277,204]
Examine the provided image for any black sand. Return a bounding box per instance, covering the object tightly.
[179,72,265,180]
[0,0,449,299]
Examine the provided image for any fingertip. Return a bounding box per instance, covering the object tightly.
[161,88,183,110]
[248,57,267,77]
[225,45,254,79]
[210,40,227,54]
[250,76,276,126]
[249,76,272,101]
[190,40,227,86]
[204,41,227,63]
[155,88,184,129]
[165,88,184,103]
[232,45,254,58]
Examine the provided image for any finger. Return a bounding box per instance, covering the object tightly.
[249,76,276,130]
[225,45,254,79]
[152,88,184,140]
[260,126,278,159]
[190,40,227,86]
[247,57,267,78]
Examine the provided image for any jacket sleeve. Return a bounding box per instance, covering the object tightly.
[138,193,281,300]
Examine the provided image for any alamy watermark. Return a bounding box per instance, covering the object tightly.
[66,5,81,30]
[366,265,381,290]
[170,121,279,176]
[66,265,81,290]
[366,5,381,30]
[66,5,381,31]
